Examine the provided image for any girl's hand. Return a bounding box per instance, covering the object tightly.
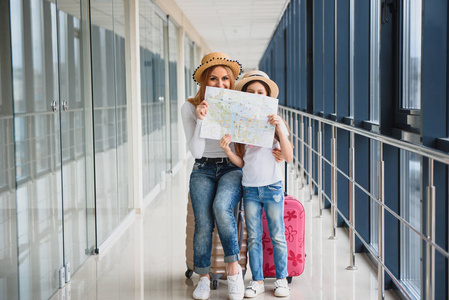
[272,148,284,163]
[196,100,209,120]
[268,114,283,131]
[219,134,232,153]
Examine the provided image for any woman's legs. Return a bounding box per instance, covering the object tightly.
[189,164,217,276]
[213,168,242,275]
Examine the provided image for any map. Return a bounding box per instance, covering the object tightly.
[200,86,278,148]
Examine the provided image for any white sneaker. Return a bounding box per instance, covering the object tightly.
[274,278,290,297]
[227,264,244,300]
[244,281,265,298]
[193,277,210,300]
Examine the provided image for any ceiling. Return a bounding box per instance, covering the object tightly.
[173,0,290,72]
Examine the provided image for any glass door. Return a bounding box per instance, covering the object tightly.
[10,0,64,298]
[56,0,95,278]
[10,0,94,298]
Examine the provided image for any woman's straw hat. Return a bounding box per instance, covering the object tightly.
[193,52,242,84]
[235,70,279,98]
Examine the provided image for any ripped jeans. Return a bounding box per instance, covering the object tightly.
[189,158,242,275]
[243,181,288,281]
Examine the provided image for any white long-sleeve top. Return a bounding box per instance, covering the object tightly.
[181,101,232,159]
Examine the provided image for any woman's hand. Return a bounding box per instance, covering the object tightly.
[268,114,283,131]
[272,148,284,163]
[196,100,209,120]
[219,134,232,154]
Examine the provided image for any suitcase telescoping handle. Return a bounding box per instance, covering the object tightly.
[284,161,288,196]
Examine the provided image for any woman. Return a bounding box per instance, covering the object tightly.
[181,52,245,300]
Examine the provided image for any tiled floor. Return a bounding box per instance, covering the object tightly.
[50,160,398,300]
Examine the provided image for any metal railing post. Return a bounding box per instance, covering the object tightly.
[318,121,323,217]
[378,142,385,300]
[425,158,435,300]
[347,131,357,270]
[295,112,299,179]
[329,125,338,239]
[308,120,313,201]
[300,115,305,189]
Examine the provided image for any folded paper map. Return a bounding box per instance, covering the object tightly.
[200,86,278,148]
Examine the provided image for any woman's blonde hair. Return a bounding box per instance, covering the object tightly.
[187,65,236,106]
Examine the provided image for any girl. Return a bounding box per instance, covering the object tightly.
[181,52,245,300]
[219,70,293,298]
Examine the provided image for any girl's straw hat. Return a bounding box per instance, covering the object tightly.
[193,52,242,84]
[235,70,279,98]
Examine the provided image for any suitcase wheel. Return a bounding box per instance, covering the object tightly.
[211,279,219,290]
[287,276,292,284]
[185,269,194,279]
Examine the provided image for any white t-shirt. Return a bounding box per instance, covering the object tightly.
[242,122,289,187]
[181,101,233,158]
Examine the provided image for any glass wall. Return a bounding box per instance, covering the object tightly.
[90,0,130,246]
[0,1,19,299]
[140,1,170,197]
[168,20,180,167]
[8,0,95,298]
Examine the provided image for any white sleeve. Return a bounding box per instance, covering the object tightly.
[181,102,206,159]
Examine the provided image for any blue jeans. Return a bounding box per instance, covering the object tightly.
[243,181,288,281]
[189,158,242,275]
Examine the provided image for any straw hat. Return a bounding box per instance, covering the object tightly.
[193,52,242,84]
[235,70,279,99]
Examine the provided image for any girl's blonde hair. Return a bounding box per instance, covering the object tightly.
[187,65,236,106]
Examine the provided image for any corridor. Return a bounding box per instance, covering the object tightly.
[49,158,396,300]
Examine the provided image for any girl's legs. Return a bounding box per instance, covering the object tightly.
[243,186,264,282]
[263,182,288,280]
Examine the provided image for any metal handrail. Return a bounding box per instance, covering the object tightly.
[279,105,448,300]
[280,106,449,165]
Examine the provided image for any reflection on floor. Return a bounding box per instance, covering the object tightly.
[50,160,398,300]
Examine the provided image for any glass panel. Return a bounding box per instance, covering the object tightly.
[0,1,19,298]
[11,0,64,298]
[370,140,379,252]
[91,0,129,245]
[140,1,154,196]
[139,3,168,196]
[401,0,422,110]
[168,20,179,167]
[400,150,421,297]
[113,0,130,221]
[57,0,94,274]
[370,0,380,123]
[184,37,195,99]
[152,15,168,179]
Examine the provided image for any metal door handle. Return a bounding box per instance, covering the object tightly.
[51,101,58,112]
[63,100,68,111]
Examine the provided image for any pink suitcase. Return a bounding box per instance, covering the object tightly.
[262,194,305,282]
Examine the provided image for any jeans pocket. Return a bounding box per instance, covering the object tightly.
[267,182,283,191]
[266,182,283,202]
[192,162,205,171]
